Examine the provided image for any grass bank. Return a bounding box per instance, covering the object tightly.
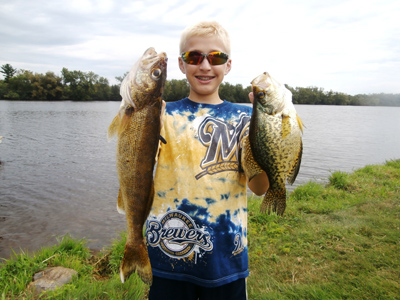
[1,160,399,299]
[247,159,400,299]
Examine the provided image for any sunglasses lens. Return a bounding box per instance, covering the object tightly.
[207,52,228,65]
[182,51,229,65]
[182,51,203,65]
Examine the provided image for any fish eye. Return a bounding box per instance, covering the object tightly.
[257,91,265,98]
[152,68,162,79]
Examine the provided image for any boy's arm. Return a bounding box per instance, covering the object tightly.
[160,100,166,127]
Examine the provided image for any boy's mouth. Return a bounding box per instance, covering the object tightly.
[196,76,215,81]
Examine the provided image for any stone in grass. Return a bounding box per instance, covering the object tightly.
[28,266,78,294]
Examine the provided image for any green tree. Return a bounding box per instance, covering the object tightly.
[349,94,364,106]
[324,90,336,105]
[61,68,93,100]
[110,84,121,101]
[219,82,235,102]
[163,79,190,102]
[1,64,17,83]
[30,71,63,100]
[93,76,110,100]
[0,81,8,98]
[1,64,399,105]
[5,70,33,99]
[293,87,319,104]
[218,82,251,103]
[237,84,251,103]
[332,92,349,105]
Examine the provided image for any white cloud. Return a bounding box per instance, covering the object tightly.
[68,0,115,14]
[1,0,399,94]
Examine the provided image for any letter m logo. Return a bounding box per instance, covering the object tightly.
[195,113,250,179]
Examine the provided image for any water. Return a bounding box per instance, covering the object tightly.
[0,101,399,259]
[295,105,400,185]
[0,101,122,259]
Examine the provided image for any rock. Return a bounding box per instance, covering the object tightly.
[28,266,78,294]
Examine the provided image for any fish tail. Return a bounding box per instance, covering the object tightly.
[260,188,287,216]
[120,240,152,285]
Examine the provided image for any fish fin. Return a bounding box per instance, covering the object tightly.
[120,241,152,285]
[286,140,303,185]
[241,135,263,181]
[116,189,125,215]
[118,106,135,135]
[261,188,287,216]
[281,115,292,139]
[282,114,304,139]
[107,114,121,141]
[297,114,304,133]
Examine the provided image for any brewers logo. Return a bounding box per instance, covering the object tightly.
[146,210,213,259]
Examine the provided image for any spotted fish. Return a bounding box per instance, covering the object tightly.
[248,72,303,215]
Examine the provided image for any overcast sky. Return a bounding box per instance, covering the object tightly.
[1,0,399,95]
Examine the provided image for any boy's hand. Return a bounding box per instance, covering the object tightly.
[248,92,254,104]
[161,100,166,127]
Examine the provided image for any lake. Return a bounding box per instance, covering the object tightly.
[0,101,399,259]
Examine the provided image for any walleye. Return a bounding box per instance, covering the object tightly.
[108,48,167,285]
[248,72,303,216]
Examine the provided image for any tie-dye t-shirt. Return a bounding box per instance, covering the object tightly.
[145,97,252,287]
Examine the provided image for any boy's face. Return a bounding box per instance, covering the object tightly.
[179,35,232,104]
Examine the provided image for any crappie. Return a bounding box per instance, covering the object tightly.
[248,72,303,216]
[108,48,167,285]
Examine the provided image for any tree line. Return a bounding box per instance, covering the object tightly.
[1,64,399,106]
[286,86,400,106]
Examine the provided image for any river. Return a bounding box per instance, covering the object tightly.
[0,101,399,259]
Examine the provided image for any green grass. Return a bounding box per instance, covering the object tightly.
[1,159,399,299]
[247,159,400,299]
[0,234,147,299]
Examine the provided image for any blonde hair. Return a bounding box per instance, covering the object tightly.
[179,21,231,55]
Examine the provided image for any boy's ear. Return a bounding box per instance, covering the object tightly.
[224,59,232,75]
[178,57,186,74]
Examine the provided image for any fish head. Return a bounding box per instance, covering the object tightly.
[251,72,287,115]
[120,47,168,110]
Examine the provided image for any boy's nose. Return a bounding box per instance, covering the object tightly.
[199,57,212,70]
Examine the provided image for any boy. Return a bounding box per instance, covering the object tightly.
[145,21,269,300]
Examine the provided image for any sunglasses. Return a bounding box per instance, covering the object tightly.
[181,51,229,65]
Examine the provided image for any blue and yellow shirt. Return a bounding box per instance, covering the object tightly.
[145,98,252,287]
